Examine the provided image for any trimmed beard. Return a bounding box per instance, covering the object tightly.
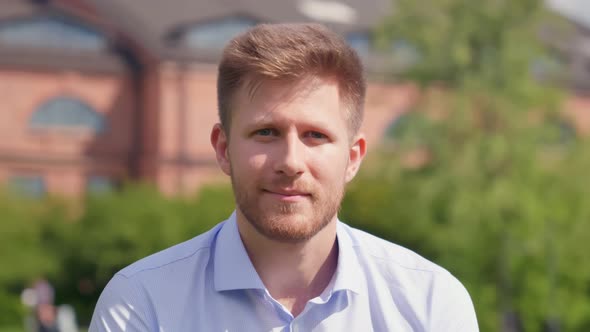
[230,171,344,243]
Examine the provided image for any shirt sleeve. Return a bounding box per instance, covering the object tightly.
[429,272,479,332]
[89,274,153,332]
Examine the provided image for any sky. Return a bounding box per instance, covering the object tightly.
[547,0,590,27]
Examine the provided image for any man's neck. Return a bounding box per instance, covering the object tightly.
[236,212,339,317]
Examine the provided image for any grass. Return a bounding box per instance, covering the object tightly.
[0,327,24,332]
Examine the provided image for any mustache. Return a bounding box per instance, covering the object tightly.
[265,177,315,194]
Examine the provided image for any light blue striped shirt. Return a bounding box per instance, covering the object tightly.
[90,212,478,331]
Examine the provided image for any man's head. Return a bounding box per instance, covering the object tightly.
[217,23,366,139]
[211,23,367,243]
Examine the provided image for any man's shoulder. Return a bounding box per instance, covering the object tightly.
[117,222,225,279]
[341,223,448,276]
[340,223,479,331]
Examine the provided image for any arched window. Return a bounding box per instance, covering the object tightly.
[30,97,106,133]
[181,16,258,51]
[0,16,106,51]
[8,175,46,198]
[86,175,118,194]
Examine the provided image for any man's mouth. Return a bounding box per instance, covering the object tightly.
[262,189,312,201]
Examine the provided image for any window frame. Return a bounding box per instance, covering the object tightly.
[175,16,260,51]
[29,96,107,135]
[0,15,107,52]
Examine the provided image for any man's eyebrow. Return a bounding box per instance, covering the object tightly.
[246,121,272,129]
[241,117,278,132]
[247,113,276,127]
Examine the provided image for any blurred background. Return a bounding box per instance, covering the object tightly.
[0,0,589,331]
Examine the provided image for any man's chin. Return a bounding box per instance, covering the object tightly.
[258,226,319,243]
[257,210,308,225]
[251,213,330,243]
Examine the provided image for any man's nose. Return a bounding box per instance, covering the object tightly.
[274,134,306,177]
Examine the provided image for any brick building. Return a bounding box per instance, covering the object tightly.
[0,0,418,196]
[1,0,588,197]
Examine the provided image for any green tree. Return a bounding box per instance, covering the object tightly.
[0,191,70,324]
[54,183,234,324]
[0,183,235,326]
[341,0,590,331]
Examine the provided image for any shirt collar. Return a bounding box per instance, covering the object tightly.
[213,212,266,291]
[213,212,365,295]
[331,221,365,295]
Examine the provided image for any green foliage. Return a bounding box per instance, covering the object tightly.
[0,290,24,325]
[377,0,569,93]
[342,0,590,330]
[0,192,62,286]
[342,0,590,331]
[343,92,590,330]
[0,183,234,326]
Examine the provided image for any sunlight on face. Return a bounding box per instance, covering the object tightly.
[225,77,357,242]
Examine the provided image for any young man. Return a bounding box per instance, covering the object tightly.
[90,23,479,331]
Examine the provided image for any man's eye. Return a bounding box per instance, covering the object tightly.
[306,131,327,139]
[255,129,276,136]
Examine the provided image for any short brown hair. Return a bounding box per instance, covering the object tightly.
[217,23,366,136]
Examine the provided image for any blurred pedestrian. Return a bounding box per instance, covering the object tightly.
[33,278,58,332]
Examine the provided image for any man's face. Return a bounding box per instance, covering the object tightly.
[211,77,365,243]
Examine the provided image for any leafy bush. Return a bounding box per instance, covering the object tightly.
[0,183,234,326]
[341,91,590,331]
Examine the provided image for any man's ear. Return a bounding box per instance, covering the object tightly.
[345,134,366,183]
[211,123,231,176]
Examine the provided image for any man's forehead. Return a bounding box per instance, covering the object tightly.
[240,76,340,106]
[227,75,358,141]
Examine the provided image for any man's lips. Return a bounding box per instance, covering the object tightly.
[262,189,311,200]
